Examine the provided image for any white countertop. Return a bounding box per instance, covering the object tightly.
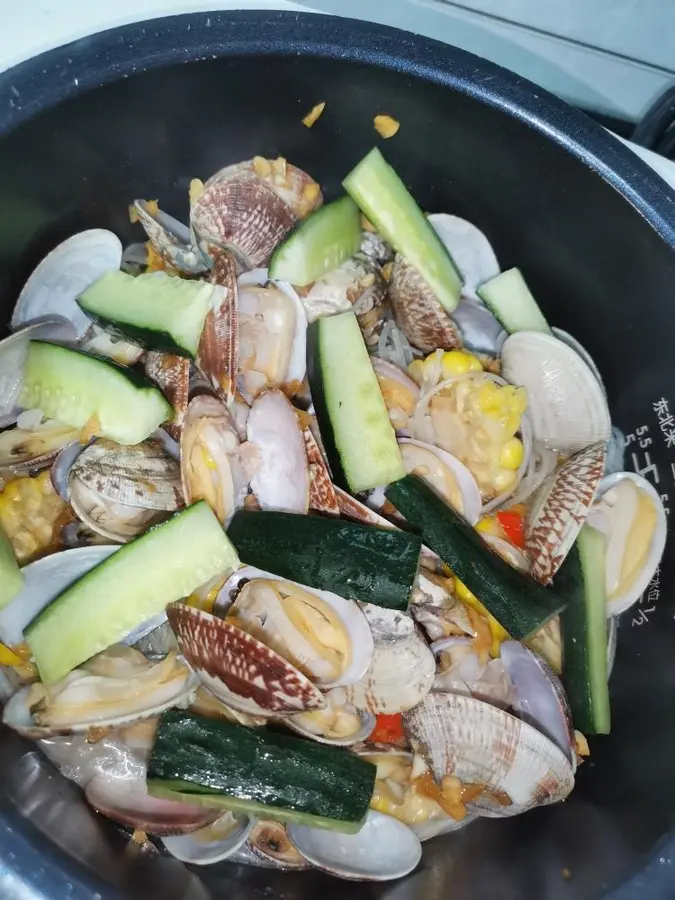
[3,0,675,192]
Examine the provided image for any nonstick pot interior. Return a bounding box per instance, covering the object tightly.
[1,11,675,900]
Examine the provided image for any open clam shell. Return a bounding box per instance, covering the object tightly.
[131,200,208,275]
[166,602,327,716]
[145,352,190,441]
[0,420,80,475]
[247,390,309,513]
[428,214,500,302]
[526,441,606,584]
[248,820,310,870]
[344,621,435,715]
[284,688,376,746]
[551,328,605,394]
[499,641,575,765]
[399,438,482,525]
[11,230,122,337]
[372,357,420,433]
[403,692,575,817]
[501,332,611,454]
[3,656,199,740]
[86,776,219,837]
[288,810,421,882]
[587,471,667,616]
[163,813,254,865]
[217,565,374,689]
[198,248,239,403]
[304,427,339,515]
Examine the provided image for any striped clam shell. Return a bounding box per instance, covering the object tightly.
[166,603,327,717]
[145,353,190,441]
[403,692,574,817]
[197,249,239,404]
[304,427,339,515]
[70,439,183,511]
[388,253,462,354]
[526,441,606,584]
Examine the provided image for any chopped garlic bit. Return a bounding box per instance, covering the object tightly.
[574,729,590,763]
[374,114,400,139]
[302,101,326,128]
[189,178,205,205]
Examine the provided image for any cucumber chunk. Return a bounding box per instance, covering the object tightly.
[560,525,611,735]
[307,311,405,492]
[0,524,23,610]
[147,710,376,833]
[269,196,361,286]
[26,502,239,685]
[77,270,216,356]
[343,147,462,311]
[477,267,552,335]
[20,341,172,446]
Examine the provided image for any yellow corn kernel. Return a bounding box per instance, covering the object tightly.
[374,114,400,139]
[0,643,23,666]
[493,467,518,492]
[407,359,426,384]
[440,349,482,379]
[189,178,205,205]
[253,156,272,178]
[453,574,509,657]
[502,411,522,438]
[302,182,321,205]
[2,482,21,503]
[499,437,524,470]
[475,382,503,416]
[302,101,326,128]
[475,516,503,538]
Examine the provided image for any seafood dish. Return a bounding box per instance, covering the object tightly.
[0,146,663,882]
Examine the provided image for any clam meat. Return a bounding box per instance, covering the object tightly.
[284,687,376,746]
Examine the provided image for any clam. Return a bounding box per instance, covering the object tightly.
[162,813,254,865]
[587,472,667,616]
[166,602,327,716]
[372,358,420,432]
[191,157,321,270]
[287,810,421,881]
[284,687,376,746]
[428,214,500,302]
[526,441,606,584]
[501,332,611,454]
[480,534,530,573]
[248,820,310,870]
[3,646,198,739]
[247,390,309,513]
[301,255,387,349]
[68,438,183,543]
[0,319,78,426]
[145,352,190,440]
[499,641,575,765]
[0,419,80,476]
[223,566,374,688]
[86,776,219,837]
[403,692,575,817]
[131,199,208,275]
[180,394,249,525]
[360,229,394,265]
[237,269,307,398]
[189,685,266,729]
[398,438,482,525]
[197,248,239,403]
[344,613,435,715]
[11,230,122,338]
[431,637,513,708]
[334,485,398,530]
[304,427,339,515]
[551,327,605,394]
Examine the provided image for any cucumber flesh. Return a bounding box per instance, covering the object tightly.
[560,525,611,735]
[343,147,462,312]
[269,196,361,286]
[307,311,405,492]
[147,782,365,834]
[0,525,23,610]
[477,267,551,335]
[20,341,172,446]
[386,475,567,639]
[25,502,239,684]
[77,270,215,356]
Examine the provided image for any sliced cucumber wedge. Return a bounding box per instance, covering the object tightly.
[0,525,23,611]
[560,524,611,735]
[269,196,361,286]
[307,311,405,493]
[477,267,551,335]
[343,147,462,311]
[77,270,215,356]
[26,502,239,685]
[21,342,172,446]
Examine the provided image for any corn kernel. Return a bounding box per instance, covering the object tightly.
[302,101,326,128]
[189,178,205,205]
[475,516,503,537]
[0,643,23,666]
[453,573,509,656]
[253,156,272,178]
[374,114,401,139]
[499,437,524,470]
[493,467,518,492]
[407,359,425,384]
[439,349,482,379]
